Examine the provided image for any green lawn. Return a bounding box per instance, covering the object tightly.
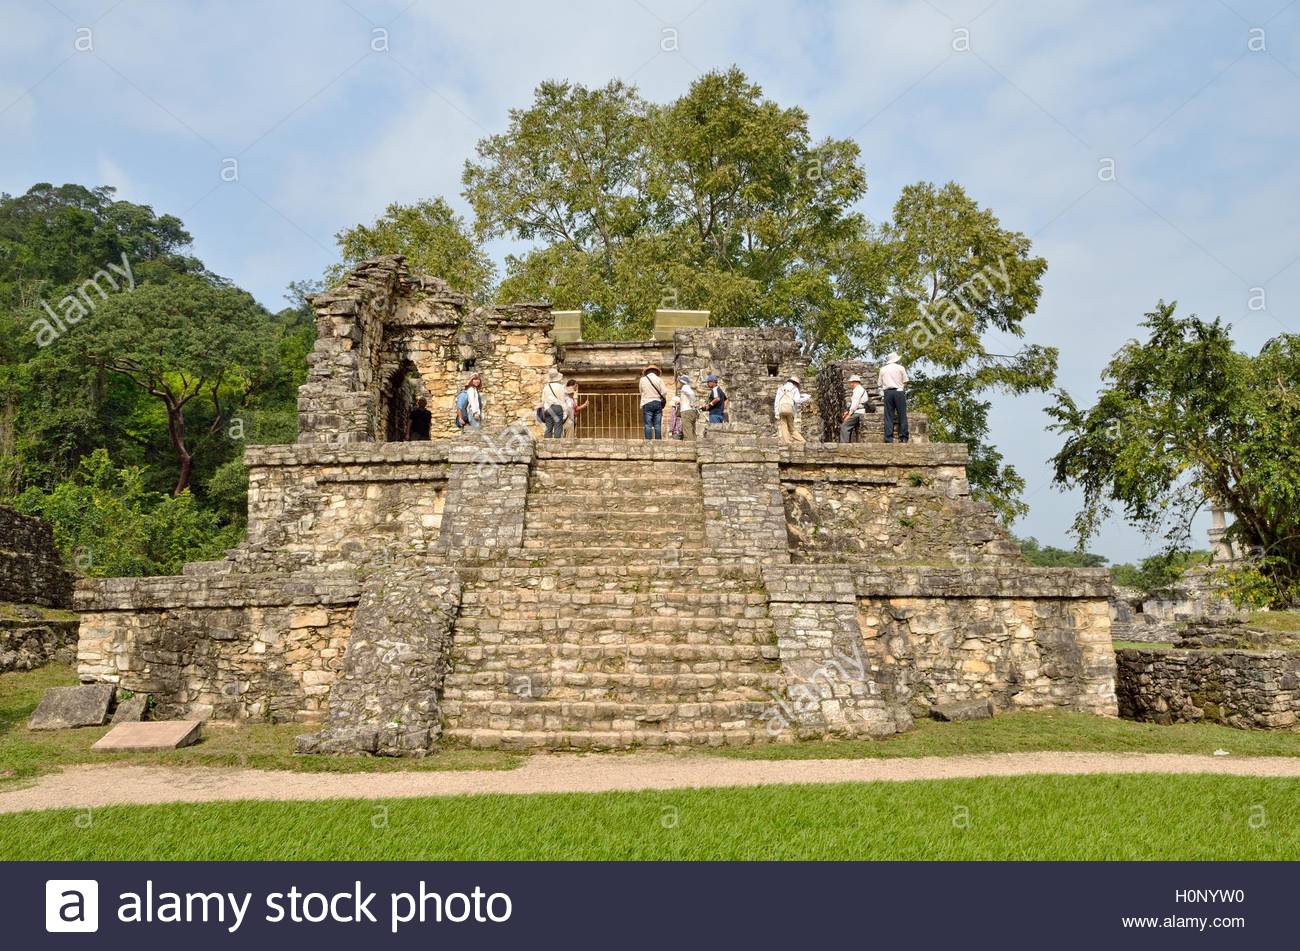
[5,665,1300,788]
[1,774,1296,860]
[0,665,518,786]
[710,707,1300,760]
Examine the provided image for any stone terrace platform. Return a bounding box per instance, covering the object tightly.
[75,432,1117,752]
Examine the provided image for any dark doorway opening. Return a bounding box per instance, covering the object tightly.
[383,360,427,441]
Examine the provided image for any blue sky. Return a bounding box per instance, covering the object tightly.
[3,0,1299,561]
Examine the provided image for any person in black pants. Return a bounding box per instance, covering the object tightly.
[878,352,909,443]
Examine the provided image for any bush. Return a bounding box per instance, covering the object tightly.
[1109,550,1212,594]
[13,449,242,577]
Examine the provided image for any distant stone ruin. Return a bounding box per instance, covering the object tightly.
[0,506,77,674]
[73,256,1117,753]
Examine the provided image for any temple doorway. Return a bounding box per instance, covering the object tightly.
[383,360,428,441]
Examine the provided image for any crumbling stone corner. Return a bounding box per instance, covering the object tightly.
[295,566,462,756]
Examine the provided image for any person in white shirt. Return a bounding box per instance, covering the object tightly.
[540,369,567,438]
[455,373,483,430]
[677,375,698,440]
[563,379,588,439]
[638,364,669,439]
[773,375,812,442]
[878,352,909,443]
[839,374,869,443]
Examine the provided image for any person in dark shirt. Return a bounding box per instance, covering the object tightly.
[406,397,432,441]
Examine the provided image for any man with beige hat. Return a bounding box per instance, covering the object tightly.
[839,373,870,443]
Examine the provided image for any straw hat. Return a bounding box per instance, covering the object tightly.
[884,352,901,364]
[847,374,862,383]
[787,375,801,387]
[546,369,564,382]
[644,364,661,375]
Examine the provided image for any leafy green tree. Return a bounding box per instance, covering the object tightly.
[462,71,1055,520]
[864,182,1054,522]
[1110,550,1212,594]
[331,198,495,298]
[1015,536,1108,568]
[464,70,868,347]
[66,276,274,495]
[14,449,240,577]
[1048,302,1300,606]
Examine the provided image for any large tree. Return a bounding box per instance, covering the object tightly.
[863,182,1054,522]
[67,276,273,496]
[464,70,869,349]
[330,198,495,298]
[1048,302,1300,606]
[463,70,1054,520]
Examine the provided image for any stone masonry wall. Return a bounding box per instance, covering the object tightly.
[300,256,557,445]
[780,444,1022,565]
[76,573,361,721]
[243,443,450,567]
[0,506,73,608]
[674,327,819,439]
[297,566,461,755]
[1116,647,1300,729]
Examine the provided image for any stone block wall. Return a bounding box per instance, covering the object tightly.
[673,327,819,439]
[385,303,557,440]
[0,506,73,608]
[298,566,461,755]
[779,444,1022,565]
[243,443,450,566]
[1116,647,1300,729]
[299,256,558,445]
[76,573,361,721]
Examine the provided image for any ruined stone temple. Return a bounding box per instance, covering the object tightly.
[74,256,1117,753]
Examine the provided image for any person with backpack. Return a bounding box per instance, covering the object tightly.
[454,373,484,430]
[879,352,910,443]
[540,369,567,438]
[704,373,728,425]
[839,374,870,443]
[639,364,669,440]
[773,375,812,442]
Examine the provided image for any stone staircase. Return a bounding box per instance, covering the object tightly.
[441,452,791,749]
[520,455,708,552]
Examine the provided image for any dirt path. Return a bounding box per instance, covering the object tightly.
[3,751,1300,814]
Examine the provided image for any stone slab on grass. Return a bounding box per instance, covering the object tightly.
[929,699,994,722]
[110,695,149,724]
[28,684,115,730]
[92,720,202,752]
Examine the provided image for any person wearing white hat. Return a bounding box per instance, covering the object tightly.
[878,352,909,443]
[540,368,567,438]
[773,375,812,443]
[839,373,870,443]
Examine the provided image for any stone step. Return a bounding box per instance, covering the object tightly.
[451,642,781,674]
[528,476,700,492]
[453,623,776,648]
[442,670,783,704]
[523,507,702,525]
[443,726,792,750]
[460,588,768,607]
[521,530,708,549]
[442,697,773,734]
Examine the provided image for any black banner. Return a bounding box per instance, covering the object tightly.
[5,862,1288,948]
